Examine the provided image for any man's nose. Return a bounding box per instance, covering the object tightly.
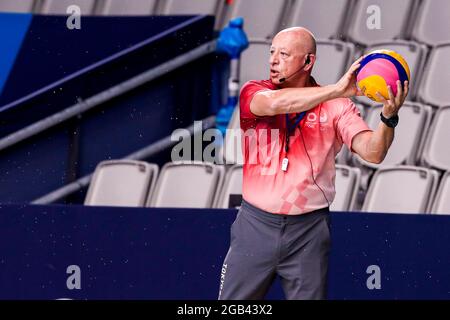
[270,54,278,65]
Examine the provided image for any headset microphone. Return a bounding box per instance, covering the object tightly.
[279,55,311,83]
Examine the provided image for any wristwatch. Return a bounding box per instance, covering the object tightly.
[380,112,399,128]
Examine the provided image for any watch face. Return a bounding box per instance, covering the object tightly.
[391,117,399,126]
[381,113,399,127]
[387,115,399,127]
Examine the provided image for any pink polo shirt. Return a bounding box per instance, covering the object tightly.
[240,79,371,215]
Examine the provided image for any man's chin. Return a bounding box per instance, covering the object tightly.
[270,76,280,83]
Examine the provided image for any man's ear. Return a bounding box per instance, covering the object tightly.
[304,54,316,72]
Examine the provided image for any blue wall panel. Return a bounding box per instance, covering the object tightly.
[0,127,70,202]
[0,205,448,300]
[0,13,32,95]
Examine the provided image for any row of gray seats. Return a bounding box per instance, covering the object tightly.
[335,165,450,214]
[0,0,214,15]
[0,0,225,28]
[84,159,235,209]
[84,159,450,215]
[2,0,449,46]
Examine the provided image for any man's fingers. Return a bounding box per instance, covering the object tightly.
[347,63,361,78]
[376,92,387,104]
[393,81,401,105]
[388,85,395,102]
[349,56,364,71]
[354,55,364,65]
[396,80,402,97]
[349,61,360,72]
[349,66,360,76]
[403,80,409,99]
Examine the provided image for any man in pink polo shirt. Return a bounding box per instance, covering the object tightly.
[218,27,409,300]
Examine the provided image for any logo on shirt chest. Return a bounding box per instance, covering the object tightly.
[305,111,329,130]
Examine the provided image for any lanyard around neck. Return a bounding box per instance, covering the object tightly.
[285,112,306,153]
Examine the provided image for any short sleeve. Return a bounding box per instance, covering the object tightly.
[239,81,273,119]
[336,101,372,152]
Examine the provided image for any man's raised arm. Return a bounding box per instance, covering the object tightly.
[250,57,364,116]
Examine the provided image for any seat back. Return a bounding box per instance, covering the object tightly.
[313,40,354,85]
[345,0,417,46]
[417,45,450,107]
[411,0,450,46]
[85,160,158,207]
[331,165,361,211]
[222,106,243,165]
[0,0,35,12]
[227,0,287,40]
[287,0,351,40]
[421,106,450,172]
[148,161,224,208]
[431,172,450,214]
[215,164,243,208]
[362,166,436,213]
[41,0,97,14]
[240,41,271,85]
[99,0,157,15]
[159,0,219,15]
[312,40,354,85]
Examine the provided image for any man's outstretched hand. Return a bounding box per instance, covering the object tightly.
[334,56,365,98]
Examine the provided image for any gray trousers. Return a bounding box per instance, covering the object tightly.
[218,199,331,300]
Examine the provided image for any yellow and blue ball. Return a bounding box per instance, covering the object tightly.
[356,50,410,102]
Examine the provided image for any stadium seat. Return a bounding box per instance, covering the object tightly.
[345,0,417,46]
[240,41,271,85]
[226,0,287,40]
[158,0,223,30]
[313,40,355,85]
[159,0,219,15]
[430,172,450,215]
[354,101,431,168]
[335,145,352,165]
[84,160,158,207]
[364,41,428,100]
[221,106,243,165]
[0,0,35,13]
[40,0,97,15]
[421,106,450,172]
[331,165,361,212]
[417,44,450,108]
[99,0,157,15]
[411,0,450,46]
[215,164,243,208]
[287,0,351,40]
[362,166,438,214]
[147,161,224,208]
